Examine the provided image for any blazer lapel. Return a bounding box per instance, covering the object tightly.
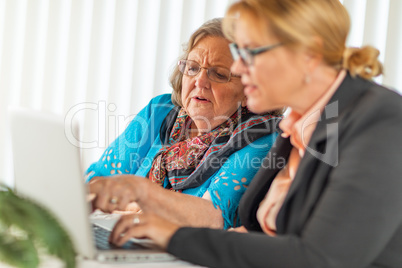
[239,133,293,231]
[276,73,371,234]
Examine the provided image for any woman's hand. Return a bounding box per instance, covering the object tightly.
[89,175,147,213]
[89,175,224,229]
[109,213,180,250]
[228,226,248,233]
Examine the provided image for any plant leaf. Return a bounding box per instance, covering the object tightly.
[0,233,39,268]
[0,186,76,268]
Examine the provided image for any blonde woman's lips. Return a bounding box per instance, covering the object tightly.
[244,85,257,95]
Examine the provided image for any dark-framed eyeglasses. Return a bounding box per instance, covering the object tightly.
[178,60,240,83]
[229,42,283,66]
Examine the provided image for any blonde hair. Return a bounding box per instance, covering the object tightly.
[223,0,383,79]
[169,18,225,107]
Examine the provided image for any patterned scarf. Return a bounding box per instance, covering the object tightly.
[148,107,247,191]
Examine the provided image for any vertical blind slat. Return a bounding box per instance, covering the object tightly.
[129,0,161,115]
[0,0,6,184]
[205,0,229,21]
[179,0,206,49]
[20,0,48,109]
[41,0,71,114]
[383,0,402,92]
[362,0,390,85]
[63,0,94,112]
[152,0,183,98]
[4,0,27,106]
[343,0,367,47]
[362,0,389,60]
[106,0,139,146]
[82,0,116,164]
[0,0,28,186]
[85,0,115,104]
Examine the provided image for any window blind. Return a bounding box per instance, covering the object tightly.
[1,0,401,186]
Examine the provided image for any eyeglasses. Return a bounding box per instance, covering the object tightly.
[178,60,240,83]
[229,42,283,66]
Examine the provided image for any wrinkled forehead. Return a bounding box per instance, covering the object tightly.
[187,36,234,67]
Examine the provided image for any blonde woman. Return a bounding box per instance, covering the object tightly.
[106,1,402,267]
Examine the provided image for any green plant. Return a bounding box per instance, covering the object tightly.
[0,184,76,268]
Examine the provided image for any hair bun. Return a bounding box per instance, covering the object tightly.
[342,46,383,79]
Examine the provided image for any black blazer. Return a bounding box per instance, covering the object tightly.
[168,73,402,268]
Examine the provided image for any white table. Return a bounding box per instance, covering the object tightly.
[1,257,202,268]
[78,259,202,268]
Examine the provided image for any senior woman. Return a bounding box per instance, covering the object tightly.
[107,1,402,267]
[88,18,282,230]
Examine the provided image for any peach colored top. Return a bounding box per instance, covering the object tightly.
[257,70,346,236]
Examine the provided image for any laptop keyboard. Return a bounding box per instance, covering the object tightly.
[92,224,146,250]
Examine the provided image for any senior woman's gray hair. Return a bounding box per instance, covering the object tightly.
[169,18,285,117]
[169,18,225,107]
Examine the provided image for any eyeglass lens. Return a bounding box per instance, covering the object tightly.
[229,43,253,66]
[229,43,282,66]
[178,60,231,83]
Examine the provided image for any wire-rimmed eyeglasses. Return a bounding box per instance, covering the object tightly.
[229,42,283,66]
[178,60,240,83]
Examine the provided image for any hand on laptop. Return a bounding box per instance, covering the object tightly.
[109,212,180,250]
[89,175,146,213]
[114,202,142,214]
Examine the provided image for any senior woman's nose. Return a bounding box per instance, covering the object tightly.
[231,58,247,75]
[195,68,211,89]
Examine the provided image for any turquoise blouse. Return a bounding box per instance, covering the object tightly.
[86,94,279,228]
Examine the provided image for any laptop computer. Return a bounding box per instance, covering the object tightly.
[9,107,176,263]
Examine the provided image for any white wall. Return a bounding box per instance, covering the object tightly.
[1,0,401,186]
